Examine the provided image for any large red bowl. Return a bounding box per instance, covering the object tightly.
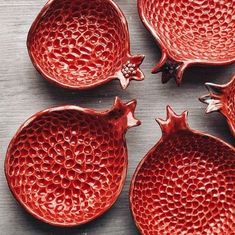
[200,75,235,138]
[27,0,145,90]
[5,98,140,226]
[130,106,235,234]
[138,0,235,85]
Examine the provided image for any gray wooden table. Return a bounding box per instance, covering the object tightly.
[0,1,234,234]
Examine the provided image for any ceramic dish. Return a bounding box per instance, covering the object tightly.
[5,97,140,226]
[27,0,145,90]
[138,0,235,85]
[200,75,235,138]
[130,106,235,234]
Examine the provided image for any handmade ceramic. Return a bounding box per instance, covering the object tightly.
[138,0,235,84]
[5,97,140,226]
[27,0,145,90]
[130,106,235,234]
[200,75,235,138]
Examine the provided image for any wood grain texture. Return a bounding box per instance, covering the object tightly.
[0,0,234,234]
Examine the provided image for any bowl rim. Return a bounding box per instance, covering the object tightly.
[137,0,235,67]
[129,109,235,233]
[27,0,134,90]
[5,104,129,227]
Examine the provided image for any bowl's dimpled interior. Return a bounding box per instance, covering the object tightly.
[131,131,235,234]
[141,0,235,62]
[6,110,127,225]
[29,0,128,87]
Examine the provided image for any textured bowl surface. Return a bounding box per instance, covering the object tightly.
[130,107,235,234]
[27,0,144,89]
[138,0,235,84]
[5,98,140,226]
[200,75,235,138]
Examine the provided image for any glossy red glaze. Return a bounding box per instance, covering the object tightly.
[200,75,235,138]
[138,0,235,85]
[27,0,145,90]
[130,106,235,234]
[5,97,140,227]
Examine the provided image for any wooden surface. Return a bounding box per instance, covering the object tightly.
[0,1,234,234]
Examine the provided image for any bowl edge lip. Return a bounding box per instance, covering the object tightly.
[137,0,235,67]
[4,104,129,227]
[129,123,235,233]
[26,0,136,90]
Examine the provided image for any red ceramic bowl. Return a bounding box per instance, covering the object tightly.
[200,75,235,138]
[130,106,235,234]
[27,0,145,90]
[5,97,140,227]
[138,0,235,85]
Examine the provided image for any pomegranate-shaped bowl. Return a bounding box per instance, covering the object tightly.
[200,75,235,138]
[27,0,145,90]
[130,106,235,234]
[5,97,140,227]
[138,0,235,85]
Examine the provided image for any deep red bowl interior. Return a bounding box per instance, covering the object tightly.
[27,0,130,89]
[131,130,235,234]
[139,0,235,63]
[5,107,127,226]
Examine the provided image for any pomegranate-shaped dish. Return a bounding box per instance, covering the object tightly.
[5,98,140,226]
[200,75,235,138]
[27,0,144,90]
[138,0,235,84]
[130,106,235,234]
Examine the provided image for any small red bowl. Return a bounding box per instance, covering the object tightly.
[27,0,145,90]
[130,106,235,234]
[5,97,140,227]
[138,0,235,85]
[200,75,235,138]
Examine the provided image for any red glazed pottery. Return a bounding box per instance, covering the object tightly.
[130,106,235,234]
[138,0,235,85]
[5,97,140,227]
[27,0,145,90]
[200,75,235,138]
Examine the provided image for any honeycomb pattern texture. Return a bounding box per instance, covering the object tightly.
[131,131,235,234]
[139,0,235,62]
[5,107,130,226]
[28,0,132,89]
